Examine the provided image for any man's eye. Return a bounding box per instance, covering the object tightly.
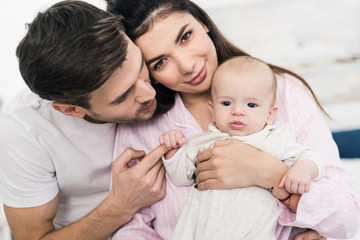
[222,101,231,106]
[247,103,257,108]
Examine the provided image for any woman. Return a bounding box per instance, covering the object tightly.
[107,0,360,239]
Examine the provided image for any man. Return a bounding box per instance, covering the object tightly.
[0,1,166,239]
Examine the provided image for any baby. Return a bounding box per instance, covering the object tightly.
[159,56,324,240]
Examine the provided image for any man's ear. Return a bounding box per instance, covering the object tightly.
[266,105,278,125]
[52,102,86,119]
[208,101,215,122]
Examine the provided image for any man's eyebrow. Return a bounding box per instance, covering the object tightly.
[110,85,134,105]
[140,51,145,73]
[146,24,190,66]
[110,50,144,105]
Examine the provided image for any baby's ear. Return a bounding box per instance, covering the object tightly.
[266,105,278,125]
[208,101,215,122]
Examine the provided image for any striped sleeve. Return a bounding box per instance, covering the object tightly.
[112,95,199,239]
[275,74,360,238]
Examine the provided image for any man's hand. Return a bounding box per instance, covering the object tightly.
[109,145,167,219]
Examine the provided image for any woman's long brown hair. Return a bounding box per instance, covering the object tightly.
[107,0,329,118]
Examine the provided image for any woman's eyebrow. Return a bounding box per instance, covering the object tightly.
[146,23,190,66]
[147,55,165,66]
[175,23,190,43]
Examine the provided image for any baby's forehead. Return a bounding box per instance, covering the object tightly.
[213,63,274,87]
[212,62,276,102]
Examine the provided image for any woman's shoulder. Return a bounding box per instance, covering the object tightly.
[275,72,313,99]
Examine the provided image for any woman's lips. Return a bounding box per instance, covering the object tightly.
[230,121,245,130]
[188,64,207,85]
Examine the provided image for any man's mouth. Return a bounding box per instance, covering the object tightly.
[141,98,156,112]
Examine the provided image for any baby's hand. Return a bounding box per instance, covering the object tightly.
[158,129,186,150]
[279,160,318,194]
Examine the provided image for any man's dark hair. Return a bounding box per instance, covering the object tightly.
[16,0,127,109]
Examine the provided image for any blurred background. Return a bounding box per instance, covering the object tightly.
[0,0,359,239]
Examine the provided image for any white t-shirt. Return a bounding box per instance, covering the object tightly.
[0,88,116,228]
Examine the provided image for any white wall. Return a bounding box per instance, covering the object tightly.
[1,0,360,108]
[0,0,107,109]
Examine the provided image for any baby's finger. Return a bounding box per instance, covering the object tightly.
[164,135,172,148]
[290,183,299,194]
[278,176,286,188]
[297,184,305,195]
[285,180,293,193]
[170,134,178,148]
[159,135,165,145]
[178,136,186,146]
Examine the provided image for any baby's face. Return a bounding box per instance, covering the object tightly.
[210,67,277,136]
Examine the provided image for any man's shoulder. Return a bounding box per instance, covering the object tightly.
[1,89,69,139]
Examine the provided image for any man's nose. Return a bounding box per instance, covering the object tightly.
[135,78,156,103]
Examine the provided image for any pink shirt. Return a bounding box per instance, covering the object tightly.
[112,74,360,239]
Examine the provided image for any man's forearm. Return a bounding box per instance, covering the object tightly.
[41,198,133,240]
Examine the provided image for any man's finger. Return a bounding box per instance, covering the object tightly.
[137,145,168,171]
[113,147,145,169]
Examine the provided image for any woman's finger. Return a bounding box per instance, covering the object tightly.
[294,229,326,240]
[196,148,212,165]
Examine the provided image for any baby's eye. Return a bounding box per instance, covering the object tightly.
[247,103,257,108]
[181,31,192,44]
[154,58,166,70]
[222,101,231,106]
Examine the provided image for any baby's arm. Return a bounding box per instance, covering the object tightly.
[279,159,319,194]
[158,129,186,159]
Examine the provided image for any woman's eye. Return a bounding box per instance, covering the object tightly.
[181,31,192,43]
[222,101,231,106]
[247,103,257,108]
[154,58,166,70]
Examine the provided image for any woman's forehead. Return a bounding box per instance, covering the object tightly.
[135,12,199,52]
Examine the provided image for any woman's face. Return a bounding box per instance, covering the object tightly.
[135,12,218,94]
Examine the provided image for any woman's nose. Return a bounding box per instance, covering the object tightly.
[175,51,195,75]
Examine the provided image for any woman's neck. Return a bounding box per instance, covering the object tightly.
[180,90,213,131]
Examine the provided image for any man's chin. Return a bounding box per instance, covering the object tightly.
[84,103,156,124]
[114,110,156,124]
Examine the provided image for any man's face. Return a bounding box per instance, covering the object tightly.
[82,38,157,123]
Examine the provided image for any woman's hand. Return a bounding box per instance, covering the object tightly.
[294,229,327,240]
[195,139,289,199]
